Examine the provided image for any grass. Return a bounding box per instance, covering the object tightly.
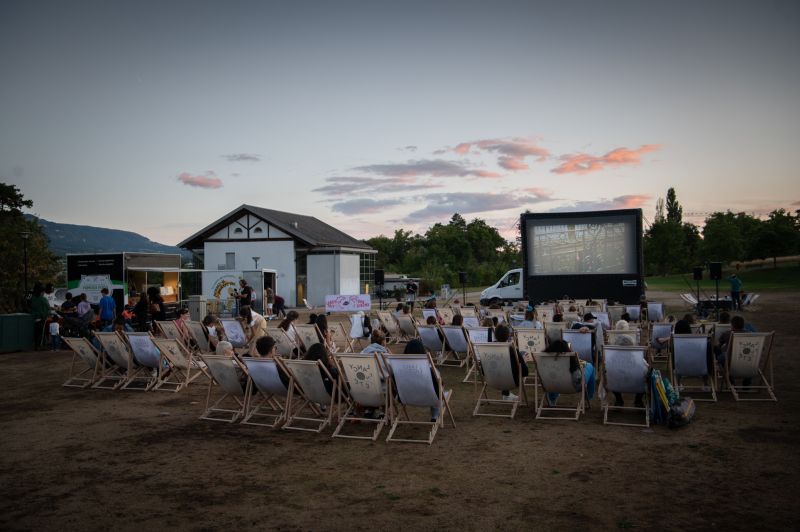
[645,264,800,292]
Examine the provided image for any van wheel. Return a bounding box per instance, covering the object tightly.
[489,298,501,306]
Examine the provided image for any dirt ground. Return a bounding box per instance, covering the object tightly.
[1,291,799,531]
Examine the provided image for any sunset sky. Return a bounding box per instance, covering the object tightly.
[2,0,798,245]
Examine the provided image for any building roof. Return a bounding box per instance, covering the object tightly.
[177,204,374,252]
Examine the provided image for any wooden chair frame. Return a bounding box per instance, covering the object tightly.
[532,352,586,420]
[241,356,291,428]
[724,331,776,402]
[197,353,247,422]
[600,345,650,427]
[281,359,338,433]
[62,337,105,389]
[332,352,390,440]
[471,342,526,419]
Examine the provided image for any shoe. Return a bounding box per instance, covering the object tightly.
[503,392,519,402]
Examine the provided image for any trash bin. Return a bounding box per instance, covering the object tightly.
[187,295,207,322]
[0,313,35,353]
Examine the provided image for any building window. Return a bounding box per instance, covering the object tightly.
[254,227,263,234]
[360,252,375,295]
[233,227,243,234]
[225,252,235,270]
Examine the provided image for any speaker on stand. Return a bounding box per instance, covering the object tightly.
[374,269,384,310]
[458,271,467,305]
[709,262,722,319]
[692,267,703,316]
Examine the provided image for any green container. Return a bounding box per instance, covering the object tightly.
[0,313,35,353]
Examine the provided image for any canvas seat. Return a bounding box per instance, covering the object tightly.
[514,328,546,390]
[241,356,290,428]
[649,323,674,363]
[219,318,251,354]
[396,314,418,341]
[601,345,650,427]
[293,323,323,352]
[534,305,553,323]
[646,302,664,322]
[281,359,338,432]
[544,321,567,346]
[376,311,402,344]
[417,325,445,364]
[332,352,390,440]
[440,325,470,368]
[185,320,212,353]
[155,320,183,343]
[123,332,164,391]
[724,332,776,402]
[197,353,247,422]
[562,329,595,366]
[607,305,625,325]
[151,338,203,392]
[383,353,455,444]
[606,329,641,346]
[532,352,585,420]
[624,305,641,322]
[92,332,136,389]
[462,327,492,384]
[472,342,526,419]
[670,333,715,401]
[62,337,105,389]
[437,307,455,325]
[331,321,355,352]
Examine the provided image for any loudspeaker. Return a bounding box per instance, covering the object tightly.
[459,271,467,285]
[375,269,384,285]
[692,267,703,281]
[709,262,722,280]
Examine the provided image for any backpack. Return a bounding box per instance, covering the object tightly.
[668,398,696,429]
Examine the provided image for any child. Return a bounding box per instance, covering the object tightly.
[49,318,61,351]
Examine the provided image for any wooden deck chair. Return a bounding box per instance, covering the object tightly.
[220,318,250,351]
[594,312,611,330]
[606,329,641,346]
[534,305,553,323]
[462,316,480,328]
[197,354,247,422]
[332,352,389,440]
[670,334,715,401]
[544,321,567,346]
[185,320,211,353]
[689,323,705,334]
[92,332,136,389]
[581,305,602,316]
[384,353,455,444]
[348,313,367,350]
[607,305,625,325]
[281,359,338,432]
[62,337,104,389]
[438,307,455,325]
[396,314,418,341]
[724,332,776,402]
[647,302,664,322]
[562,329,595,366]
[271,327,299,358]
[122,332,164,391]
[293,323,323,352]
[458,307,477,318]
[649,323,674,363]
[463,327,491,383]
[440,325,470,367]
[332,321,355,352]
[155,320,183,342]
[485,308,507,324]
[624,305,641,322]
[151,338,203,392]
[421,308,437,323]
[515,328,546,388]
[472,342,526,419]
[601,345,650,427]
[532,352,585,420]
[711,323,731,348]
[417,325,446,364]
[241,357,290,428]
[376,311,402,344]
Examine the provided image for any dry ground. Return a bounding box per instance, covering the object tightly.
[1,291,799,531]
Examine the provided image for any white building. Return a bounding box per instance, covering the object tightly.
[178,204,375,307]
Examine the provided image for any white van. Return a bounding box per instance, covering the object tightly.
[480,268,523,306]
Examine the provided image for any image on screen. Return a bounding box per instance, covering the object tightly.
[526,214,637,275]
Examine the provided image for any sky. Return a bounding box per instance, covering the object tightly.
[2,0,798,245]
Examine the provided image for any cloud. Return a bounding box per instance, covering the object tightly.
[353,159,501,179]
[792,200,800,206]
[222,153,261,162]
[177,171,223,189]
[551,144,660,174]
[330,198,405,214]
[401,191,550,222]
[450,138,550,171]
[549,194,651,212]
[313,176,441,196]
[523,187,554,200]
[399,145,418,152]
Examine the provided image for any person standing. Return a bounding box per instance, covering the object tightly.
[98,287,116,327]
[236,279,253,308]
[728,274,743,310]
[273,294,287,318]
[48,318,61,351]
[30,286,51,349]
[264,286,274,320]
[406,280,418,309]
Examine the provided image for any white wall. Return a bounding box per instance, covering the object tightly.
[307,253,362,306]
[204,241,296,305]
[339,253,360,295]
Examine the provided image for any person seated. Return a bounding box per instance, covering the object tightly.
[403,339,444,422]
[543,339,596,407]
[254,336,290,387]
[571,312,597,332]
[174,307,192,343]
[716,315,755,387]
[493,324,529,402]
[304,343,339,396]
[239,305,267,349]
[451,314,464,327]
[202,314,225,350]
[517,306,543,329]
[610,335,645,408]
[361,329,389,355]
[315,315,337,352]
[394,303,405,317]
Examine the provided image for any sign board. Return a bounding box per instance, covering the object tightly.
[66,254,125,304]
[325,294,371,313]
[202,272,242,301]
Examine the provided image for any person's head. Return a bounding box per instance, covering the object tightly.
[404,339,426,355]
[425,316,436,325]
[683,313,696,324]
[280,310,299,329]
[147,286,160,298]
[101,288,109,295]
[202,314,218,327]
[452,314,463,326]
[402,305,411,314]
[615,334,635,346]
[316,314,329,332]
[545,339,570,353]
[238,305,252,321]
[370,329,386,345]
[494,324,511,342]
[731,315,745,331]
[216,340,234,357]
[568,305,577,312]
[552,314,563,323]
[674,319,691,335]
[255,336,277,357]
[65,292,73,301]
[492,316,499,327]
[481,317,494,327]
[395,303,404,312]
[718,312,731,324]
[113,316,126,330]
[177,308,190,321]
[308,313,318,324]
[304,343,329,365]
[620,312,631,322]
[239,279,247,288]
[583,312,596,322]
[615,319,629,330]
[80,293,87,301]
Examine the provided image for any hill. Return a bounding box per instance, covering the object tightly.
[26,215,190,259]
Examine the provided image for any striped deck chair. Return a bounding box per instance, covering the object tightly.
[62,337,104,389]
[377,311,402,344]
[123,332,164,391]
[333,352,389,440]
[724,332,776,402]
[281,359,338,432]
[92,332,136,389]
[241,356,290,428]
[384,353,455,444]
[197,353,247,422]
[151,338,203,392]
[472,342,526,419]
[532,352,585,420]
[601,345,650,427]
[440,325,470,368]
[670,334,715,401]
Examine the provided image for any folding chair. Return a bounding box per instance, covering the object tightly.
[607,305,625,325]
[458,307,477,318]
[281,359,338,432]
[650,323,674,363]
[155,320,183,342]
[601,345,650,427]
[562,329,595,366]
[417,325,445,364]
[332,321,355,352]
[185,320,212,353]
[440,325,470,367]
[332,352,390,440]
[534,305,553,323]
[724,332,776,402]
[62,337,103,389]
[348,313,367,350]
[123,332,163,391]
[624,306,641,322]
[462,327,491,383]
[293,323,323,352]
[670,334,715,401]
[92,332,136,389]
[606,329,641,346]
[438,307,455,325]
[593,312,611,330]
[151,338,203,392]
[472,342,526,419]
[220,318,251,353]
[421,308,437,323]
[396,314,418,341]
[532,352,585,420]
[197,353,247,422]
[514,328,545,388]
[272,327,299,358]
[544,321,567,346]
[647,302,664,322]
[376,311,402,344]
[689,323,705,334]
[462,316,480,328]
[485,308,507,324]
[711,323,731,348]
[384,353,455,444]
[241,356,290,428]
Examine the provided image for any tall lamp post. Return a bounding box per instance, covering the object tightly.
[20,231,30,300]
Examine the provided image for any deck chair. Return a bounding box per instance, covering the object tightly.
[185,320,211,353]
[417,325,445,364]
[293,323,323,352]
[62,337,104,389]
[271,327,299,358]
[593,312,611,330]
[646,302,664,322]
[532,352,585,420]
[625,305,641,322]
[421,308,437,323]
[689,323,705,334]
[670,334,715,401]
[515,328,546,389]
[220,318,250,351]
[151,338,203,392]
[607,305,625,325]
[485,308,507,324]
[376,311,402,344]
[472,343,526,419]
[601,345,650,427]
[440,326,470,367]
[384,353,455,444]
[724,332,776,402]
[92,332,136,389]
[544,321,567,346]
[197,354,247,422]
[680,293,699,307]
[712,323,731,348]
[605,329,641,346]
[534,305,553,323]
[562,329,595,365]
[396,314,418,341]
[241,357,290,428]
[155,320,183,342]
[462,327,491,383]
[331,321,355,352]
[458,307,478,318]
[281,359,338,432]
[349,313,367,350]
[650,323,674,362]
[332,353,389,440]
[462,316,480,328]
[438,307,455,325]
[123,332,164,391]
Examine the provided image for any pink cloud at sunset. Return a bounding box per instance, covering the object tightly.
[551,144,660,174]
[177,171,223,189]
[452,138,550,171]
[353,159,501,179]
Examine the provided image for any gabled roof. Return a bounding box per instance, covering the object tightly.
[177,204,373,251]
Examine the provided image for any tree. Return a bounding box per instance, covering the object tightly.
[700,211,744,264]
[666,187,682,224]
[751,209,800,267]
[644,188,698,275]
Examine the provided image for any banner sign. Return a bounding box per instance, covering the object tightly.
[325,294,371,312]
